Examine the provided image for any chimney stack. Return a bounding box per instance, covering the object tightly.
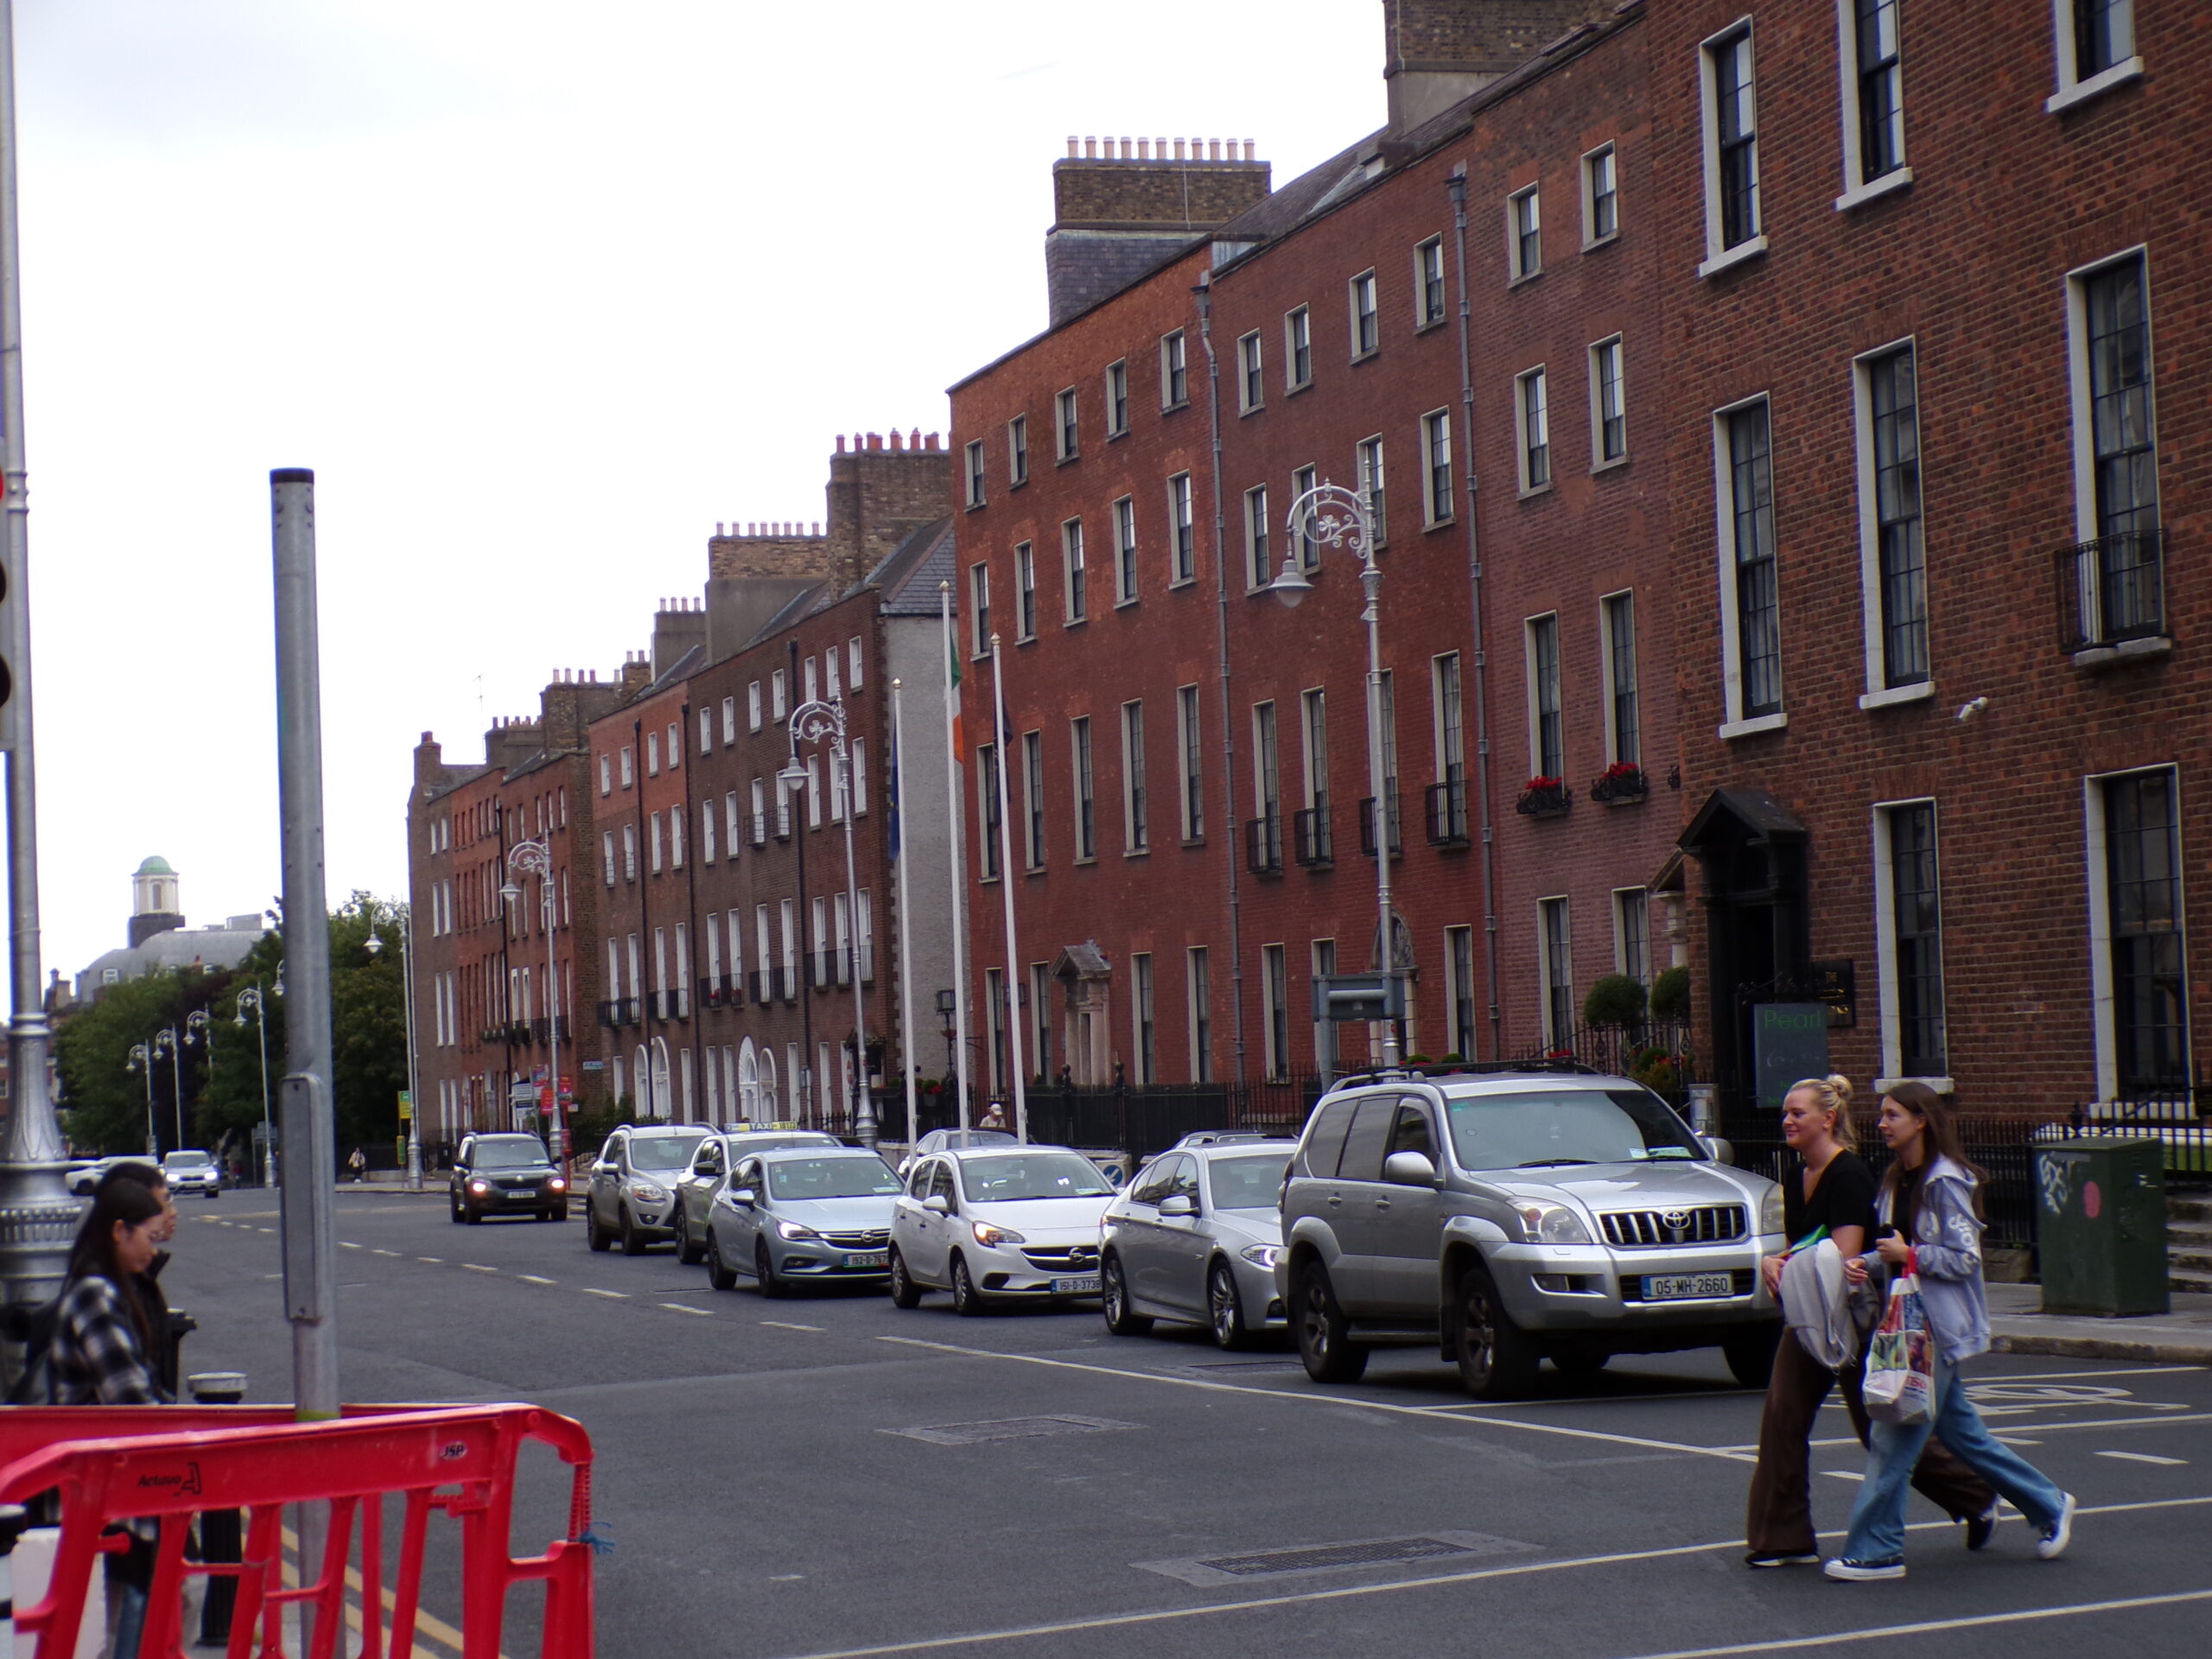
[1381,1,1615,134]
[1043,136,1272,327]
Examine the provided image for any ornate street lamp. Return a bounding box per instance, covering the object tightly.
[149,1026,186,1154]
[501,839,566,1169]
[235,984,275,1185]
[781,697,877,1148]
[124,1043,157,1157]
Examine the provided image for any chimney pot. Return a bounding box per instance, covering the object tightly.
[891,429,903,451]
[1084,135,1096,157]
[910,427,922,448]
[1136,137,1149,159]
[835,434,846,453]
[1244,140,1255,161]
[1173,138,1186,160]
[1065,136,1077,157]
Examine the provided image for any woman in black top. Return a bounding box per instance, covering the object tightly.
[1743,1077,1993,1566]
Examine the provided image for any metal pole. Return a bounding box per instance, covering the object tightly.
[270,468,339,1426]
[1361,559,1402,1070]
[892,679,918,1148]
[0,0,75,1376]
[543,874,563,1168]
[400,918,422,1189]
[987,635,1027,1141]
[939,584,970,1132]
[170,1034,185,1149]
[253,997,271,1186]
[835,734,873,1147]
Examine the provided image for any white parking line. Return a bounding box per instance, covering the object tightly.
[762,1320,825,1332]
[763,1496,2212,1659]
[517,1274,556,1286]
[371,1249,400,1257]
[256,1227,276,1235]
[658,1303,712,1317]
[582,1287,626,1300]
[2099,1450,2187,1466]
[416,1256,443,1264]
[1605,1589,2212,1659]
[461,1263,497,1274]
[339,1242,362,1250]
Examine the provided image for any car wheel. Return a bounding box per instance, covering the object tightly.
[1295,1262,1368,1383]
[754,1239,786,1299]
[1453,1265,1540,1402]
[543,1204,567,1223]
[949,1254,987,1317]
[677,1215,705,1266]
[1207,1261,1249,1351]
[464,1203,482,1225]
[448,1196,464,1224]
[585,1203,611,1252]
[1100,1254,1152,1336]
[1550,1346,1610,1381]
[888,1247,923,1309]
[619,1205,645,1256]
[706,1232,737,1292]
[1722,1321,1783,1389]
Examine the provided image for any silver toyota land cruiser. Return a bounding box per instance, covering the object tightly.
[1275,1066,1783,1400]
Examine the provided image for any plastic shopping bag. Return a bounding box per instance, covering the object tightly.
[1863,1271,1935,1424]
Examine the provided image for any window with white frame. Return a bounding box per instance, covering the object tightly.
[984,967,1007,1094]
[825,649,840,702]
[964,439,986,507]
[1516,367,1551,491]
[805,754,822,828]
[1243,484,1272,589]
[2050,0,2140,111]
[1014,542,1036,640]
[969,563,991,656]
[1071,716,1094,860]
[771,671,787,721]
[1310,939,1338,1075]
[599,754,612,796]
[2067,251,2161,648]
[1855,341,1929,692]
[1062,519,1087,623]
[1187,946,1211,1082]
[1131,953,1156,1083]
[1028,963,1048,1071]
[1872,799,1946,1083]
[1284,306,1312,391]
[1612,887,1651,987]
[1290,464,1319,569]
[978,742,1001,880]
[1178,684,1204,840]
[1301,688,1329,814]
[1022,730,1045,869]
[849,636,863,689]
[1105,359,1128,435]
[1838,0,1907,198]
[1350,270,1378,356]
[1601,591,1641,766]
[1122,700,1147,853]
[1261,944,1288,1080]
[725,790,741,855]
[1007,414,1028,486]
[1357,436,1387,544]
[646,730,660,777]
[852,736,867,817]
[750,778,766,844]
[1700,23,1763,269]
[1433,653,1466,843]
[1527,614,1563,780]
[1113,496,1137,606]
[1238,332,1263,412]
[1445,926,1476,1059]
[1508,186,1541,281]
[601,831,615,887]
[803,657,817,705]
[670,808,685,868]
[2088,767,2188,1097]
[621,823,637,881]
[747,682,763,731]
[620,745,634,786]
[1539,898,1573,1046]
[1056,388,1079,461]
[1582,143,1618,245]
[1168,472,1195,584]
[1415,236,1446,327]
[1421,410,1453,525]
[1160,329,1188,408]
[1252,701,1281,864]
[698,707,712,755]
[1590,335,1627,466]
[1715,398,1783,726]
[721,695,737,744]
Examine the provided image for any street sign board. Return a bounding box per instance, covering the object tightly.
[1752,1002,1829,1111]
[1309,972,1406,1024]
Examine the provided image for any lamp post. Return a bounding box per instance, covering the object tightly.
[362,911,422,1189]
[182,1008,210,1147]
[499,839,565,1170]
[781,698,876,1149]
[235,985,274,1186]
[1275,480,1402,1070]
[149,1026,185,1154]
[125,1043,156,1157]
[935,988,957,1114]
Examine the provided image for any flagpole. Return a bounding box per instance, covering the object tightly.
[940,583,971,1132]
[988,632,1027,1144]
[891,677,918,1148]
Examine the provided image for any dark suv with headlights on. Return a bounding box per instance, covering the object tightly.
[449,1133,569,1224]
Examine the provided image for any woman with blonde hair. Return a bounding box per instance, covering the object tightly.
[1743,1076,1993,1567]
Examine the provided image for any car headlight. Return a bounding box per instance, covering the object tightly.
[629,1181,668,1203]
[1759,1184,1785,1236]
[548,1177,567,1191]
[1516,1202,1592,1244]
[468,1180,488,1195]
[775,1220,821,1242]
[971,1221,1026,1249]
[1239,1243,1281,1270]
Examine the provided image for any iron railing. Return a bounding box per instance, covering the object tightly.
[594,999,639,1029]
[1425,778,1469,847]
[1294,798,1333,866]
[526,1016,571,1044]
[1245,813,1283,875]
[2056,527,2166,652]
[1358,790,1402,857]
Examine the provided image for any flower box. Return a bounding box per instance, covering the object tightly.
[1589,762,1649,805]
[1516,777,1572,819]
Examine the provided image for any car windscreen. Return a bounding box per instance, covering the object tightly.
[161,1151,210,1169]
[766,1157,902,1199]
[628,1135,706,1171]
[1208,1154,1292,1209]
[1443,1089,1704,1171]
[472,1140,550,1169]
[961,1154,1114,1201]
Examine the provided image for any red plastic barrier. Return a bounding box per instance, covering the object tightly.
[0,1403,594,1658]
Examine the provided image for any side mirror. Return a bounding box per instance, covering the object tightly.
[1382,1149,1438,1187]
[1158,1192,1198,1218]
[923,1194,951,1217]
[1699,1135,1732,1164]
[730,1187,758,1207]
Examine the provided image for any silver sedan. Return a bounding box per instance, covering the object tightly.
[704,1147,904,1296]
[1100,1141,1294,1348]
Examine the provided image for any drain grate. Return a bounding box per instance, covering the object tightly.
[884,1414,1136,1446]
[1136,1529,1529,1588]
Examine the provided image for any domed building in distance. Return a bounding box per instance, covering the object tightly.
[71,855,269,1003]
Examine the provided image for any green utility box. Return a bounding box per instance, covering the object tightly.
[2035,1138,2169,1317]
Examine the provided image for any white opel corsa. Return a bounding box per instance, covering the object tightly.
[889,1146,1116,1314]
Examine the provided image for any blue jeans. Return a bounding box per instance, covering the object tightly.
[1840,1362,2066,1563]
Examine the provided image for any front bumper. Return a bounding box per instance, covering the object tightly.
[1486,1235,1783,1333]
[968,1240,1103,1299]
[1229,1254,1288,1328]
[760,1234,894,1281]
[170,1175,220,1197]
[465,1181,569,1213]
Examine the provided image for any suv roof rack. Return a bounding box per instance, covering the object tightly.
[1329,1058,1606,1091]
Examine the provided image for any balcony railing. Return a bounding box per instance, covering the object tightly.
[527,1016,572,1044]
[1357,789,1402,858]
[595,999,639,1029]
[698,974,743,1010]
[777,965,799,1003]
[1425,778,1469,848]
[478,1022,530,1046]
[1244,812,1283,876]
[1294,798,1333,868]
[749,812,771,848]
[2056,526,2167,654]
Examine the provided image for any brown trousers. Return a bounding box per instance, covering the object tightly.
[1745,1326,1995,1555]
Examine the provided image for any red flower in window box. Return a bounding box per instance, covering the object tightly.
[1590,761,1649,804]
[1516,776,1572,818]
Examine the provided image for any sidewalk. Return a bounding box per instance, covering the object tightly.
[1987,1281,2212,1364]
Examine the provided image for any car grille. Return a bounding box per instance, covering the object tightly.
[1598,1205,1747,1247]
[1618,1268,1756,1302]
[820,1229,890,1249]
[1020,1244,1100,1272]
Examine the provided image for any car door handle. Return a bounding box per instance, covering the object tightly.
[1325,1193,1342,1207]
[1374,1198,1392,1211]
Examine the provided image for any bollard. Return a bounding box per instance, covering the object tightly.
[0,1503,25,1647]
[187,1372,248,1644]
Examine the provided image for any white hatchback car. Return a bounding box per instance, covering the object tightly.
[889,1146,1117,1314]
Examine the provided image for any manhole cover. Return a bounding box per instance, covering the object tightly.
[884,1414,1137,1446]
[1136,1529,1529,1587]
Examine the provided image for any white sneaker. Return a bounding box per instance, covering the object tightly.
[2036,1492,2075,1560]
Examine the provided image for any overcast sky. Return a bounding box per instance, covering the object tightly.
[10,0,1379,982]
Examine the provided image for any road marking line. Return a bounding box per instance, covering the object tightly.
[416,1256,443,1264]
[764,1496,2212,1659]
[582,1287,626,1299]
[874,1335,1756,1463]
[1601,1588,2212,1659]
[280,1524,478,1657]
[517,1274,557,1286]
[1964,1364,2205,1383]
[1748,1409,2212,1452]
[1821,1470,1865,1481]
[340,1242,363,1250]
[372,1249,400,1257]
[1417,1384,1763,1413]
[461,1263,497,1274]
[2098,1450,2187,1465]
[763,1320,826,1332]
[256,1227,276,1235]
[658,1302,712,1316]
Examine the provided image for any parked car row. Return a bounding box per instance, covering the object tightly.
[65,1150,225,1198]
[557,1065,1786,1402]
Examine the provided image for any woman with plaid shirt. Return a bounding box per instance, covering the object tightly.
[53,1177,171,1406]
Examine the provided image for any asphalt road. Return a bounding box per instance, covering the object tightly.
[155,1188,2212,1658]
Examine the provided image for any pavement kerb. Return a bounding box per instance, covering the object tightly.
[1990,1326,2212,1364]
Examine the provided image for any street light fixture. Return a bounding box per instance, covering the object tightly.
[502,839,566,1171]
[124,1043,156,1157]
[149,1026,187,1153]
[235,984,275,1186]
[783,699,877,1149]
[1277,480,1403,1070]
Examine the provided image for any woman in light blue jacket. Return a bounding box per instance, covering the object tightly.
[1827,1082,2075,1580]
